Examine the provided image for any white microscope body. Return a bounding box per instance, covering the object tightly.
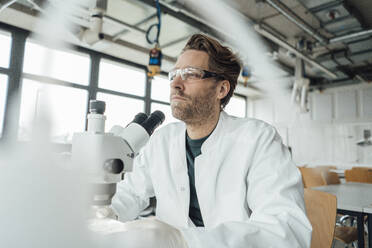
[71,100,164,207]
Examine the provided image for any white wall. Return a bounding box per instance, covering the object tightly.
[249,83,372,168]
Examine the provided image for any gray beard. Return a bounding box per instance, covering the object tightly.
[171,88,218,126]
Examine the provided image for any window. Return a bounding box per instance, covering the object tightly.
[0,31,11,68]
[99,59,145,96]
[0,74,8,137]
[97,93,145,132]
[151,102,179,126]
[225,95,247,118]
[23,41,90,85]
[18,79,88,143]
[151,76,170,102]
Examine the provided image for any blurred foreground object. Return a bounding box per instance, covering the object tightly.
[71,100,164,211]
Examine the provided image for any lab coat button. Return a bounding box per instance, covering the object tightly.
[180,187,185,191]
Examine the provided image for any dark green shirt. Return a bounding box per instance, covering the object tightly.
[185,132,209,227]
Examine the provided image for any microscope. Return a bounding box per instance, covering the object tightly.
[71,100,165,213]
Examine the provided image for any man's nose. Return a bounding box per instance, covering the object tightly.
[170,74,185,91]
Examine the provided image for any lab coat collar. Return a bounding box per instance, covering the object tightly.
[200,111,227,154]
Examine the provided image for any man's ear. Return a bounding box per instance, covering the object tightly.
[217,80,230,100]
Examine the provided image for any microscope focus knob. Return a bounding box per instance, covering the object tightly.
[104,159,124,174]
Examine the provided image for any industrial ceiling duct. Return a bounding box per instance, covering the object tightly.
[79,8,105,45]
[0,0,17,12]
[356,130,372,147]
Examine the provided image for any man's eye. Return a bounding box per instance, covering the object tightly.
[185,72,201,79]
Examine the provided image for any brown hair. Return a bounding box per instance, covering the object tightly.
[182,34,241,109]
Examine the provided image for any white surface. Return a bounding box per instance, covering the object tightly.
[313,182,372,212]
[364,205,372,214]
[329,169,345,178]
[253,98,274,123]
[335,90,357,120]
[362,88,372,118]
[329,169,346,174]
[312,93,333,122]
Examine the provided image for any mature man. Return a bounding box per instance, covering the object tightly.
[111,34,312,248]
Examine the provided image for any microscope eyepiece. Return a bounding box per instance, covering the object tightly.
[89,100,106,114]
[140,110,165,136]
[104,159,124,174]
[130,113,148,125]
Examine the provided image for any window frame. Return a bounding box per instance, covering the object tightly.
[0,23,151,146]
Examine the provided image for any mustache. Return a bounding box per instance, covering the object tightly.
[171,91,191,99]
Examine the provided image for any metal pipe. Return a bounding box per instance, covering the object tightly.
[113,13,157,41]
[26,0,44,12]
[265,0,328,44]
[0,0,17,12]
[254,24,338,79]
[330,29,372,43]
[308,0,344,14]
[103,15,147,35]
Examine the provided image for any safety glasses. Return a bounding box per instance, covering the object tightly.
[168,67,222,82]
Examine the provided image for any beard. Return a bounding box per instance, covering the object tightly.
[170,85,218,125]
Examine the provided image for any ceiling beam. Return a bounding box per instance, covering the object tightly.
[265,0,328,44]
[255,24,338,79]
[0,0,17,12]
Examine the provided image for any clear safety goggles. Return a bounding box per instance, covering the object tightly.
[168,67,222,82]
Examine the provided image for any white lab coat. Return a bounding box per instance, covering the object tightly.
[112,111,312,248]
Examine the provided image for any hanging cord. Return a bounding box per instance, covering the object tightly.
[146,0,161,45]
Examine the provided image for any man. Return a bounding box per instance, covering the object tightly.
[111,34,312,248]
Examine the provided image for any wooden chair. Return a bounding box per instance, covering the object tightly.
[304,189,337,248]
[352,166,372,170]
[345,168,372,183]
[299,167,327,188]
[321,171,341,185]
[307,171,359,246]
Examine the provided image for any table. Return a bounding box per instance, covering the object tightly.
[313,182,372,248]
[329,169,345,179]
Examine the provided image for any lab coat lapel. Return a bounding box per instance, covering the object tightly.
[169,128,190,225]
[195,111,226,227]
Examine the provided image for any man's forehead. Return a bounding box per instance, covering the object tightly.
[174,50,209,69]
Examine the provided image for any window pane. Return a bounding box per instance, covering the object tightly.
[151,76,170,102]
[225,95,246,118]
[23,41,90,85]
[0,74,8,137]
[0,31,11,68]
[18,79,88,143]
[151,102,180,127]
[99,59,145,96]
[97,92,145,131]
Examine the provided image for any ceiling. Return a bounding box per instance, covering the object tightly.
[0,0,371,92]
